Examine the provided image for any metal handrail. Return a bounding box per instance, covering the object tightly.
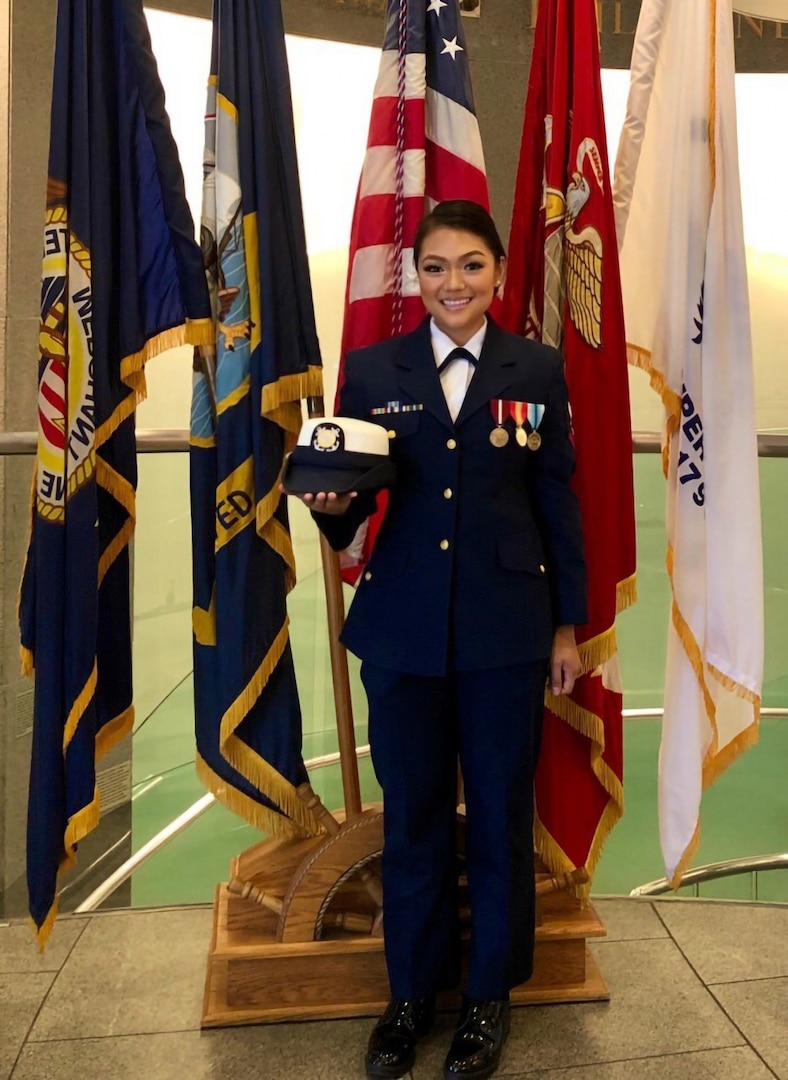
[623,708,788,719]
[630,852,788,897]
[0,429,192,455]
[76,709,788,913]
[1,430,788,457]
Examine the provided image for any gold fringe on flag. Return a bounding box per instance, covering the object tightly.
[30,901,60,953]
[33,700,135,951]
[93,318,216,448]
[195,752,312,841]
[533,818,576,885]
[260,516,297,593]
[572,571,637,678]
[193,587,217,647]
[217,375,251,416]
[667,824,701,891]
[119,318,215,387]
[546,689,625,809]
[18,467,39,677]
[626,340,681,476]
[265,401,304,436]
[707,662,761,708]
[617,572,638,614]
[576,624,616,676]
[63,661,98,751]
[95,390,142,451]
[96,704,135,761]
[218,619,321,837]
[31,789,103,951]
[701,719,759,791]
[261,366,324,417]
[20,646,35,677]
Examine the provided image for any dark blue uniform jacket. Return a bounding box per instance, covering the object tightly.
[315,317,588,676]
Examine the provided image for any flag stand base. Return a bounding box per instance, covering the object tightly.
[201,792,609,1028]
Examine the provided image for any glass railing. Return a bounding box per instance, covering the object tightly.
[2,433,786,917]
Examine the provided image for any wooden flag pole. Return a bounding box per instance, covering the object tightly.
[307,396,362,820]
[318,536,362,819]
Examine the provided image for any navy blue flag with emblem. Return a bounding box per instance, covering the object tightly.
[191,0,323,836]
[18,0,212,947]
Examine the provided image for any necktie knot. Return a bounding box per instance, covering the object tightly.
[437,346,477,376]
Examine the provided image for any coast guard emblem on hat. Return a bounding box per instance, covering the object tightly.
[312,423,343,453]
[283,416,397,495]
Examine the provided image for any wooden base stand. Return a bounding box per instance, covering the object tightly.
[202,794,609,1027]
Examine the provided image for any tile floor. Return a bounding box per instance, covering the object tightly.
[1,898,786,1079]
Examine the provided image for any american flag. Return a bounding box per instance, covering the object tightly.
[337,0,490,574]
[340,0,489,364]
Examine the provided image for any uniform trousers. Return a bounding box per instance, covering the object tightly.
[361,659,547,1002]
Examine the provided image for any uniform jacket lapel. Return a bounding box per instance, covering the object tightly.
[455,317,517,428]
[395,318,454,431]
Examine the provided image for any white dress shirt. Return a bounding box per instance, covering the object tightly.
[430,319,487,423]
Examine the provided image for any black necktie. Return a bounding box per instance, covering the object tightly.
[437,346,477,376]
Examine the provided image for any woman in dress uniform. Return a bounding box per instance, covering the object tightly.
[286,200,586,1080]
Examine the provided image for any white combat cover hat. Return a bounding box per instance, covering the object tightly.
[282,417,396,495]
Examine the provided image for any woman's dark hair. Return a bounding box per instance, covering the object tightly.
[413,200,506,265]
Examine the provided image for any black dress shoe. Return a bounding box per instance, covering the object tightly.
[365,996,436,1079]
[443,998,510,1079]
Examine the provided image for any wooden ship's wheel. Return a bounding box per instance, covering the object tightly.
[202,537,610,1026]
[203,787,609,1026]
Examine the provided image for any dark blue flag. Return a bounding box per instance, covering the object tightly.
[191,0,323,836]
[18,0,212,946]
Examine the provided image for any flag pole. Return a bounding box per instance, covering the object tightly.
[308,395,362,819]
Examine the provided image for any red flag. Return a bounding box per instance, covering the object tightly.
[500,0,636,882]
[336,0,490,580]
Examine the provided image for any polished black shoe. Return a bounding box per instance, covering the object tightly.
[443,998,511,1079]
[365,996,436,1079]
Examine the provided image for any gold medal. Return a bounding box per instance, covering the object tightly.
[490,426,509,447]
[527,430,542,451]
[516,426,528,447]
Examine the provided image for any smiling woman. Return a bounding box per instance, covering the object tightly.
[414,201,507,347]
[415,232,502,345]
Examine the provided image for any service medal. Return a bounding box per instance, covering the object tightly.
[490,427,509,447]
[527,430,542,450]
[516,426,528,447]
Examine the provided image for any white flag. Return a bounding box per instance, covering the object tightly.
[613,0,763,885]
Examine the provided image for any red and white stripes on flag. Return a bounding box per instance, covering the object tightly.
[340,0,489,368]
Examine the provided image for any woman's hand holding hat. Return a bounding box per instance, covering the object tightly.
[279,485,357,515]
